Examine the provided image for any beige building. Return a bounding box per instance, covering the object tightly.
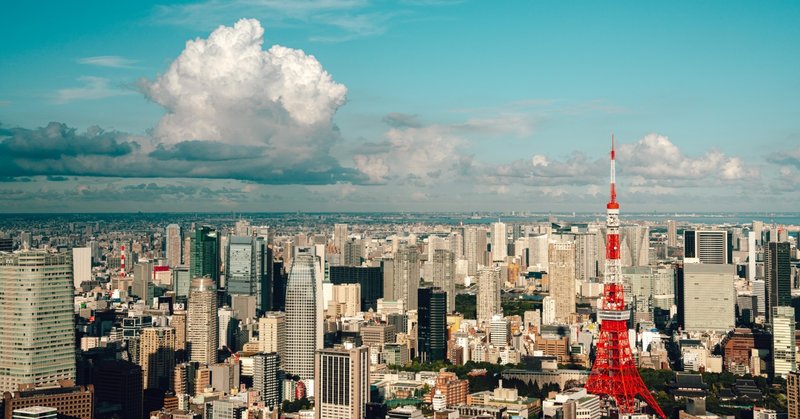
[548,242,576,323]
[477,266,501,327]
[314,345,370,419]
[140,327,176,389]
[258,312,286,368]
[0,250,75,393]
[331,284,361,317]
[188,277,218,365]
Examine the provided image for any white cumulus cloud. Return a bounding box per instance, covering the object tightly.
[141,18,347,165]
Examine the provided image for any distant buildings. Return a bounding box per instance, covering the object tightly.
[0,250,75,393]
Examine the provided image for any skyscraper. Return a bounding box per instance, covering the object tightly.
[258,312,286,368]
[0,250,75,393]
[226,236,256,296]
[681,263,735,332]
[432,249,456,313]
[772,306,796,378]
[329,266,384,311]
[333,223,349,265]
[139,327,176,390]
[491,222,507,262]
[314,345,370,419]
[418,287,447,362]
[285,247,320,382]
[190,226,220,284]
[788,371,800,419]
[383,246,420,310]
[476,266,501,327]
[765,241,791,323]
[253,352,282,408]
[683,230,730,264]
[620,226,649,267]
[667,220,677,248]
[72,247,91,288]
[464,226,488,276]
[188,277,218,365]
[166,224,182,268]
[548,241,576,323]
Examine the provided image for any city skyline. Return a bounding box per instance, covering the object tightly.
[1,1,799,213]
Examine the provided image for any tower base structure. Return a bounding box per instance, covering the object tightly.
[586,317,666,418]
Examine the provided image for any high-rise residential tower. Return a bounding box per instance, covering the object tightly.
[667,220,677,248]
[432,249,456,313]
[188,277,218,365]
[476,266,501,327]
[548,241,576,323]
[772,306,796,378]
[258,312,286,368]
[166,224,182,268]
[285,247,320,382]
[139,327,176,390]
[0,250,76,393]
[491,222,507,262]
[383,246,420,310]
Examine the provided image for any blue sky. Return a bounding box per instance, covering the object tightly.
[1,0,799,212]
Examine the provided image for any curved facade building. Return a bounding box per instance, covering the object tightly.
[285,247,319,382]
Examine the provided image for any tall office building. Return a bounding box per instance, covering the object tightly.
[418,287,447,362]
[92,360,143,419]
[548,242,576,323]
[255,237,274,312]
[620,226,649,267]
[432,249,456,313]
[573,232,600,281]
[772,306,796,378]
[491,222,507,262]
[132,260,153,302]
[752,221,764,245]
[258,312,286,368]
[541,296,556,325]
[333,224,349,264]
[667,220,677,248]
[682,264,735,332]
[0,250,75,393]
[285,247,320,382]
[343,238,364,266]
[383,247,420,310]
[684,230,730,264]
[166,224,182,268]
[489,315,510,347]
[765,241,791,323]
[139,327,176,390]
[190,226,220,284]
[464,226,488,276]
[253,352,282,408]
[218,306,235,350]
[329,266,383,311]
[188,277,218,365]
[226,236,257,296]
[314,345,370,419]
[476,266,501,326]
[72,247,91,288]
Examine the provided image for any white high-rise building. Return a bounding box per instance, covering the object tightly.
[72,247,92,288]
[489,315,509,347]
[491,222,507,262]
[548,241,576,323]
[464,226,488,276]
[748,231,756,282]
[285,247,321,382]
[528,234,549,272]
[477,266,501,326]
[752,279,767,317]
[620,226,650,267]
[188,277,218,365]
[166,224,182,268]
[667,220,677,248]
[542,296,556,325]
[218,306,234,350]
[772,306,796,379]
[0,251,76,393]
[432,249,456,313]
[383,247,420,310]
[682,264,735,332]
[314,345,370,419]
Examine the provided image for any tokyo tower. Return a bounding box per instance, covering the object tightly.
[585,137,666,418]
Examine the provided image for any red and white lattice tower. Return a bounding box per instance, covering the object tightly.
[120,244,126,278]
[585,137,666,418]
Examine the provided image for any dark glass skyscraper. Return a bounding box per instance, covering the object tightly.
[190,226,219,284]
[417,287,447,363]
[766,241,791,322]
[329,266,383,311]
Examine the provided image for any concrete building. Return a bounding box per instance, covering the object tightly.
[491,222,507,262]
[11,407,57,419]
[314,345,370,419]
[225,236,256,297]
[432,249,456,313]
[188,277,218,366]
[787,371,800,419]
[620,226,650,267]
[360,324,396,347]
[418,287,447,362]
[331,283,360,317]
[139,327,176,390]
[765,241,792,323]
[477,266,501,327]
[684,229,730,264]
[2,381,94,419]
[771,306,796,378]
[166,224,182,268]
[258,312,286,368]
[72,247,92,288]
[0,250,75,393]
[383,247,420,310]
[253,352,282,408]
[682,263,735,332]
[548,242,576,323]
